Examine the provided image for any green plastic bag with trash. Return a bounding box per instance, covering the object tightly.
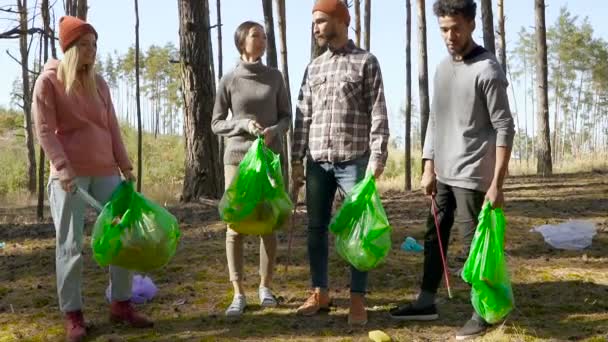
[219,137,293,235]
[461,202,515,324]
[329,175,392,272]
[91,181,181,272]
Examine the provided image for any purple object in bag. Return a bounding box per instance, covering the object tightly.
[105,274,158,304]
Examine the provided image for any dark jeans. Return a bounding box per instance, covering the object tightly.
[421,181,485,294]
[305,155,368,294]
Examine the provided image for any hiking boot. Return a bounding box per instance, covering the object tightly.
[348,293,368,326]
[455,315,491,340]
[296,290,331,316]
[64,310,86,342]
[110,300,154,328]
[389,303,439,321]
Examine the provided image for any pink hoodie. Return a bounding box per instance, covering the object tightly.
[32,59,132,181]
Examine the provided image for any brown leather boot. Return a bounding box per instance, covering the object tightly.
[64,310,86,342]
[348,293,368,326]
[296,289,331,316]
[110,300,154,328]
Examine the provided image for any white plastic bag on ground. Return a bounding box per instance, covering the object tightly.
[532,221,597,250]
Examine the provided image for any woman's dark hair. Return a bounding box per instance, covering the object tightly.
[234,21,265,55]
[433,0,477,21]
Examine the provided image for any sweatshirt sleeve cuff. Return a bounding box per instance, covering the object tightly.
[496,132,514,148]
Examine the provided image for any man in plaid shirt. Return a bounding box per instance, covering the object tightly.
[291,0,389,326]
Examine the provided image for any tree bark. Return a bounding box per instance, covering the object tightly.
[364,0,371,51]
[17,0,37,194]
[38,0,53,220]
[534,0,552,175]
[404,0,412,191]
[178,0,223,201]
[216,0,223,78]
[76,0,87,20]
[417,0,430,151]
[262,0,278,68]
[497,0,506,73]
[134,0,143,191]
[354,0,361,47]
[275,0,291,190]
[481,0,496,54]
[216,0,224,167]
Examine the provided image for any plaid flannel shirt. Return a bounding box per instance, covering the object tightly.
[292,40,389,166]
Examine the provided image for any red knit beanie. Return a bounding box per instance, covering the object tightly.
[58,16,98,52]
[312,0,350,26]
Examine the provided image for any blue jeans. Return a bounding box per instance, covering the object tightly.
[305,155,369,294]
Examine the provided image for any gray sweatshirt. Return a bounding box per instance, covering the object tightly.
[211,59,292,165]
[422,47,515,192]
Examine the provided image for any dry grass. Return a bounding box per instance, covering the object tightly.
[1,172,607,341]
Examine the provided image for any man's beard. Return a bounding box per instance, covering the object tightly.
[316,30,337,47]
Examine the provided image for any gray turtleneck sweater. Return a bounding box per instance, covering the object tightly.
[211,60,292,165]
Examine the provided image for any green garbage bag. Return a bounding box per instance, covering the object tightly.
[329,175,391,272]
[219,137,293,235]
[91,181,181,272]
[461,202,514,324]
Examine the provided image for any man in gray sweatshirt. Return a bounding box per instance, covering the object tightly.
[390,0,515,340]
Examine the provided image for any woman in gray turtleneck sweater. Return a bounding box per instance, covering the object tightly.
[211,21,291,318]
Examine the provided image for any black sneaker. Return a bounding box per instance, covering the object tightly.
[455,317,491,340]
[389,304,439,321]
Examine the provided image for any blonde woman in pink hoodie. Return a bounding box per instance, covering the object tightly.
[32,16,152,342]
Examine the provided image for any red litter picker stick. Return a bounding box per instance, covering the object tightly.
[431,195,453,299]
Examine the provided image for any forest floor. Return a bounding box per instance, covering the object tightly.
[0,171,607,342]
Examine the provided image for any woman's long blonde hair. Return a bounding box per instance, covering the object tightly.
[57,44,98,96]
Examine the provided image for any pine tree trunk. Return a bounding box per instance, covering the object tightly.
[354,0,361,47]
[364,0,371,51]
[497,0,506,72]
[38,0,52,220]
[262,0,278,68]
[417,0,430,151]
[178,0,223,201]
[481,0,496,54]
[17,0,37,194]
[275,0,292,190]
[404,0,412,191]
[534,0,552,176]
[216,0,223,78]
[76,0,87,20]
[134,0,143,191]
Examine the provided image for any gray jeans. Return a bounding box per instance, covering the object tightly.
[48,175,132,312]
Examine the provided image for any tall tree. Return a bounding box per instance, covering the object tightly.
[38,0,52,220]
[17,0,37,194]
[534,0,552,175]
[363,0,371,51]
[354,0,361,47]
[178,0,223,201]
[216,0,223,78]
[215,0,225,165]
[480,0,495,54]
[262,0,278,68]
[275,0,291,189]
[417,0,430,151]
[64,0,86,19]
[134,0,143,191]
[497,0,506,73]
[404,0,412,191]
[77,0,87,19]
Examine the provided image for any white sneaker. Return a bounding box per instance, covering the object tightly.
[225,294,247,317]
[258,287,278,307]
